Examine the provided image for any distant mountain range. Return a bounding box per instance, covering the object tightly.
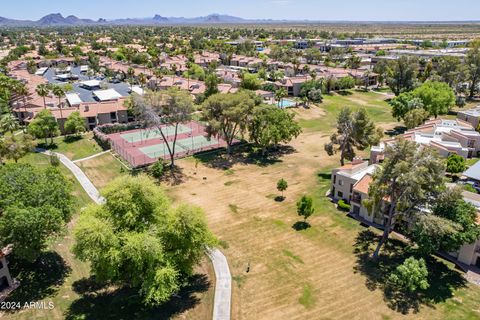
[0,13,478,27]
[0,13,282,27]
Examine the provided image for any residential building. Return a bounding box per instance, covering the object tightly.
[331,160,480,267]
[458,106,480,129]
[370,119,480,164]
[330,159,380,224]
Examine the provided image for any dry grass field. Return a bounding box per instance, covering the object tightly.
[166,92,480,319]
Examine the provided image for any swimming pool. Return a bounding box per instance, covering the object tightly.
[278,99,296,108]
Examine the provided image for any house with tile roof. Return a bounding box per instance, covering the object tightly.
[370,119,480,164]
[331,158,480,268]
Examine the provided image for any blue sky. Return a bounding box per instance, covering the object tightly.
[4,0,480,21]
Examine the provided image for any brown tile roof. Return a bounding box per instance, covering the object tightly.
[353,174,373,194]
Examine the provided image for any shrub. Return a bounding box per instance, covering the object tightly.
[150,159,165,179]
[50,153,60,167]
[337,199,351,211]
[388,257,429,293]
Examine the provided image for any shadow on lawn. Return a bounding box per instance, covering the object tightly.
[64,273,210,320]
[4,251,71,312]
[292,221,311,231]
[385,126,407,137]
[194,144,296,170]
[353,230,467,315]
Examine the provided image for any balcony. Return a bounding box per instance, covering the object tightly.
[351,193,362,204]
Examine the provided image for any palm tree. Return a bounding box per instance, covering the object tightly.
[138,73,147,89]
[52,85,66,121]
[0,113,19,135]
[275,88,287,108]
[36,83,50,109]
[171,64,177,84]
[127,67,135,91]
[153,68,163,89]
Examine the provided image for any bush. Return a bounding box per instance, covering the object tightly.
[150,159,165,179]
[50,153,60,167]
[388,257,429,293]
[446,154,466,174]
[337,199,351,211]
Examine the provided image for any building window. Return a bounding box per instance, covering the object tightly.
[337,191,343,198]
[350,184,353,193]
[338,179,343,186]
[333,175,336,184]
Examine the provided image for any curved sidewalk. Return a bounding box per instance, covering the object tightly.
[38,149,232,320]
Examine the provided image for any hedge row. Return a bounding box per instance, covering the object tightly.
[93,122,144,150]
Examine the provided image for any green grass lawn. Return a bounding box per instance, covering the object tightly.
[38,132,103,161]
[298,91,396,132]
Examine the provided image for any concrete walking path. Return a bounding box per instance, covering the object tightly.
[37,148,232,320]
[72,150,111,163]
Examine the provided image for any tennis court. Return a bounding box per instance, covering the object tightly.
[106,121,230,167]
[120,124,191,143]
[139,136,220,159]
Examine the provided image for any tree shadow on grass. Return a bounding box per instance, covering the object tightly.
[385,126,407,137]
[274,196,285,202]
[65,274,210,320]
[63,135,83,144]
[4,251,71,313]
[158,165,186,186]
[194,144,295,170]
[292,221,311,231]
[353,230,467,315]
[317,172,332,181]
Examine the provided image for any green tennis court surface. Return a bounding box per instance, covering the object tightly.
[120,124,192,143]
[139,136,219,159]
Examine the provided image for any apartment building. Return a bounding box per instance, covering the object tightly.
[457,106,480,129]
[331,159,480,268]
[370,119,480,164]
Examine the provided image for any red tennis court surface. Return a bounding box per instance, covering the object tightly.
[107,121,229,167]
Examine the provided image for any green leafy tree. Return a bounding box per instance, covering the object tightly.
[297,195,314,222]
[411,186,480,256]
[446,154,466,174]
[364,138,445,259]
[28,109,60,145]
[403,108,429,129]
[202,91,256,154]
[388,257,429,293]
[73,175,216,306]
[248,105,301,155]
[413,81,455,118]
[64,111,86,136]
[466,42,480,99]
[240,72,261,90]
[389,92,424,121]
[0,134,34,163]
[324,107,382,166]
[0,164,73,261]
[204,73,220,97]
[337,76,356,90]
[436,56,466,91]
[387,56,418,96]
[277,178,288,198]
